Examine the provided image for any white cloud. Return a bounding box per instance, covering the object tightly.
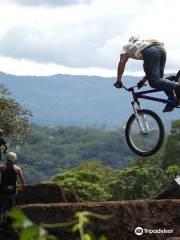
[0,57,115,77]
[0,0,180,76]
[1,0,91,7]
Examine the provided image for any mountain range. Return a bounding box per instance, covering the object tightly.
[0,71,179,126]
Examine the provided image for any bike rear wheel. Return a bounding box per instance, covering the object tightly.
[125,109,165,157]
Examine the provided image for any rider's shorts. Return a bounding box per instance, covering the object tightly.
[0,194,16,212]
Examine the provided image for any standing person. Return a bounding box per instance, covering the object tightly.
[0,129,8,162]
[0,152,25,223]
[114,36,180,112]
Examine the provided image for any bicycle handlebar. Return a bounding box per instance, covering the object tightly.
[123,85,137,92]
[123,84,148,92]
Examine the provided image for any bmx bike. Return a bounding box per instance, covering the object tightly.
[123,85,179,157]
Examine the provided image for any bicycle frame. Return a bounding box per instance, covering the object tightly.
[123,85,179,108]
[135,88,177,105]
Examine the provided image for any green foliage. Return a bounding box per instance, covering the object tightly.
[9,209,56,240]
[9,209,109,240]
[53,161,114,201]
[0,84,32,143]
[109,166,165,200]
[131,152,163,168]
[72,211,109,240]
[18,125,134,183]
[162,120,180,169]
[163,165,180,185]
[53,160,180,201]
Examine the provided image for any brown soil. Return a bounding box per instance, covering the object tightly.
[1,184,180,240]
[16,183,80,204]
[19,200,180,240]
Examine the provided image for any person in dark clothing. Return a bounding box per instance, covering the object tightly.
[0,129,8,162]
[0,152,25,223]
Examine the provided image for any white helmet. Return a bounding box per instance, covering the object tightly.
[129,35,140,43]
[6,152,17,162]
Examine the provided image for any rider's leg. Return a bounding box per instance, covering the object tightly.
[143,46,178,99]
[159,46,166,78]
[159,50,180,99]
[8,195,16,210]
[0,199,6,224]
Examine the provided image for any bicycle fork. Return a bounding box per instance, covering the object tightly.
[132,101,150,135]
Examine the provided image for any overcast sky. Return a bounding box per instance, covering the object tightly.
[0,0,180,76]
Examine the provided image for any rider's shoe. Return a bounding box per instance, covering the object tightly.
[163,103,177,113]
[163,96,179,113]
[166,75,176,81]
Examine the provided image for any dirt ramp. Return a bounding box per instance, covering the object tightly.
[16,183,80,205]
[19,200,180,240]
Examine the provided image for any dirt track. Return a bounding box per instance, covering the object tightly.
[1,184,180,240]
[18,200,180,240]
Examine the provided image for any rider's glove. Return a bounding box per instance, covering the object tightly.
[137,80,145,89]
[113,81,123,89]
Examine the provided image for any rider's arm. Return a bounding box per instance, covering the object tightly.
[117,53,128,82]
[16,167,25,189]
[137,76,148,89]
[142,76,148,82]
[114,53,128,88]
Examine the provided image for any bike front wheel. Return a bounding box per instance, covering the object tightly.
[125,109,165,157]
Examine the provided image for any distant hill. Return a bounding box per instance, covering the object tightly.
[0,71,179,126]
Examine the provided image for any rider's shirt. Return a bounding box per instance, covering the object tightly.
[0,161,17,194]
[121,39,164,60]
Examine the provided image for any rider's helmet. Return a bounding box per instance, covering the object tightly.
[6,152,17,162]
[129,35,140,43]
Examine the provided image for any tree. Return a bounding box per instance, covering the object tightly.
[109,166,165,200]
[161,120,180,169]
[53,161,114,201]
[0,84,32,142]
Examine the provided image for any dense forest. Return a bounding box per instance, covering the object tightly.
[14,124,135,183]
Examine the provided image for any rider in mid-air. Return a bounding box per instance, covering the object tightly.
[114,36,180,112]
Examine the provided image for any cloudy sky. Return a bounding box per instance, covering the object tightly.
[0,0,180,76]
